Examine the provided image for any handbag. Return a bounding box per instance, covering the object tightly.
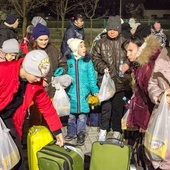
[98,72,116,102]
[0,118,20,170]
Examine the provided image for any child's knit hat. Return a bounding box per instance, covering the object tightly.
[67,38,84,53]
[2,38,19,53]
[22,50,50,77]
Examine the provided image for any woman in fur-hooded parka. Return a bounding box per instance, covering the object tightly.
[123,35,161,131]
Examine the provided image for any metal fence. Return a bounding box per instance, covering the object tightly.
[47,19,170,29]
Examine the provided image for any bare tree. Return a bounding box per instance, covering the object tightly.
[8,0,49,36]
[78,0,108,44]
[122,0,146,18]
[50,0,83,37]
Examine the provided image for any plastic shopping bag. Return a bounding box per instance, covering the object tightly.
[144,92,170,161]
[52,83,70,117]
[121,109,130,130]
[98,72,116,102]
[0,118,20,170]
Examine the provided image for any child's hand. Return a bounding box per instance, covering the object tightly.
[94,93,99,97]
[55,133,65,147]
[121,63,129,74]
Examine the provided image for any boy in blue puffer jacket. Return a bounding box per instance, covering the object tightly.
[65,38,99,145]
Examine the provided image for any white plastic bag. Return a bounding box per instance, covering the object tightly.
[52,83,70,117]
[98,72,116,102]
[121,109,130,130]
[0,118,20,170]
[144,92,170,161]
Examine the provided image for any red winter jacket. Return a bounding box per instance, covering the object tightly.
[0,58,62,139]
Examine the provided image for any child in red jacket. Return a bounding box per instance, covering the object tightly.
[0,50,64,170]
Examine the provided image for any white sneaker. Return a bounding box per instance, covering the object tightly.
[98,129,107,142]
[112,131,121,140]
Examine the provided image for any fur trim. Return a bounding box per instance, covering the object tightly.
[136,35,161,66]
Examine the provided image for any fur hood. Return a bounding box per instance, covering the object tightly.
[136,35,161,66]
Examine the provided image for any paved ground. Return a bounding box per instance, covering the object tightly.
[22,118,144,170]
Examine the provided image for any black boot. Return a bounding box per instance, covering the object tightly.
[77,131,85,146]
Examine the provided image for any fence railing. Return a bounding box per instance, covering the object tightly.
[46,19,170,29]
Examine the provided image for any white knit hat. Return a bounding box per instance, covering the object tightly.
[67,38,84,53]
[22,50,50,77]
[31,16,47,27]
[2,38,19,53]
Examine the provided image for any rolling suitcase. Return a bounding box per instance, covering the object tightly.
[27,125,54,170]
[37,141,84,170]
[90,138,132,170]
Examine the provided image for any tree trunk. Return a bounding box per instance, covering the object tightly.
[90,18,93,46]
[22,16,27,37]
[61,15,65,38]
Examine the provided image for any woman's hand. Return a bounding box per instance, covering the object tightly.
[55,133,65,147]
[43,78,49,87]
[158,89,170,106]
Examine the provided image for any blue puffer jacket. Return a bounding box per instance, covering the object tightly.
[61,20,84,56]
[66,53,99,114]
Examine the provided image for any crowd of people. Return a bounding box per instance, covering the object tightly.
[0,12,169,170]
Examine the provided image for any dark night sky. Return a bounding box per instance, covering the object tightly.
[102,0,170,11]
[144,0,170,10]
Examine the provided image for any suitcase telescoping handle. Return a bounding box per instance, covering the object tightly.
[100,138,124,148]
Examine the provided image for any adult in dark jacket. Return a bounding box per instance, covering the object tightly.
[91,15,132,141]
[0,14,19,48]
[28,23,68,126]
[61,14,84,57]
[19,16,47,56]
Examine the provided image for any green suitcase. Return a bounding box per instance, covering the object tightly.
[90,138,132,170]
[37,141,84,170]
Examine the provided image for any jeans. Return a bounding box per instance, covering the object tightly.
[67,114,87,137]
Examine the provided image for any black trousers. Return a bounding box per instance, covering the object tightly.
[100,91,125,132]
[3,118,27,170]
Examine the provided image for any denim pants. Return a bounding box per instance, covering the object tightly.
[67,114,87,137]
